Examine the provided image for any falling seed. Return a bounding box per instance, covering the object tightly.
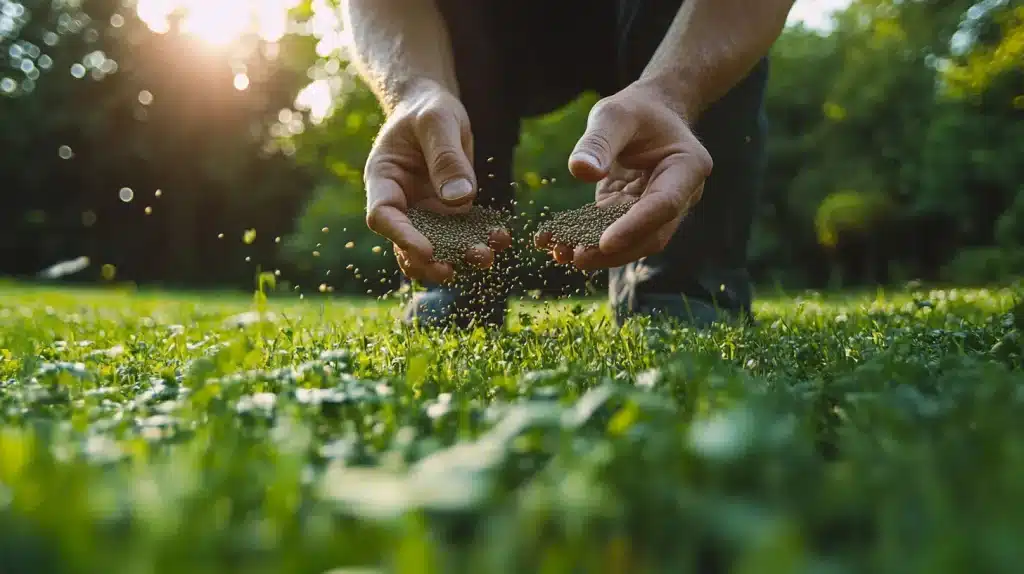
[245,256,251,262]
[154,189,162,198]
[144,206,152,215]
[243,229,257,244]
[275,236,281,243]
[274,269,281,276]
[541,178,548,185]
[345,241,355,249]
[322,227,329,233]
[487,156,494,163]
[372,246,382,254]
[346,264,354,270]
[319,284,327,293]
[218,233,224,239]
[312,251,320,257]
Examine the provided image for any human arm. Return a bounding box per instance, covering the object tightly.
[633,0,796,124]
[341,0,458,113]
[540,0,796,269]
[342,0,511,282]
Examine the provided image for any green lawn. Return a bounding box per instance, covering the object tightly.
[2,281,1024,573]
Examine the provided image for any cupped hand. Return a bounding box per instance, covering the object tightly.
[363,81,512,283]
[535,82,712,270]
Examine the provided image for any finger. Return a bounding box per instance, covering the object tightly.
[366,178,435,262]
[395,245,454,284]
[552,243,574,264]
[600,154,708,254]
[534,230,554,250]
[464,243,495,268]
[569,99,637,182]
[415,106,477,206]
[572,234,663,271]
[488,228,513,252]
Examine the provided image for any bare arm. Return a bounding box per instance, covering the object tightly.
[637,0,796,122]
[341,0,459,114]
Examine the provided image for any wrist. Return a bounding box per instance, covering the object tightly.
[387,76,457,114]
[631,74,704,125]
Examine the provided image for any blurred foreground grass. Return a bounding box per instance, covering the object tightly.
[2,281,1024,573]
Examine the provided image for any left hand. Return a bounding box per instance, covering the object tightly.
[535,82,713,270]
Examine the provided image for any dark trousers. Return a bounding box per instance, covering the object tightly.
[434,0,769,324]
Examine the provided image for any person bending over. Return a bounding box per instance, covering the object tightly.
[342,0,795,329]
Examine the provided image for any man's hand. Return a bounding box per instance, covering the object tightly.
[535,83,712,270]
[364,80,512,283]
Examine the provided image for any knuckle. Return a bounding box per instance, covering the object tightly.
[695,148,714,176]
[365,205,384,233]
[594,98,630,121]
[430,146,463,176]
[581,131,613,156]
[414,104,450,132]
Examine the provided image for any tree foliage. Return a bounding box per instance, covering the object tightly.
[1,0,1021,293]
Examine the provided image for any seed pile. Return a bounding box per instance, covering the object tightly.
[537,199,639,249]
[407,206,509,266]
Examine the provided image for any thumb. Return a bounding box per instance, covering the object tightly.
[569,99,635,183]
[417,107,477,207]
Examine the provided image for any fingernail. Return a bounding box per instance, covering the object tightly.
[441,178,473,201]
[571,152,602,171]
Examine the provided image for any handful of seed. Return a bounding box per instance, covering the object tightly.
[407,206,509,266]
[537,198,639,249]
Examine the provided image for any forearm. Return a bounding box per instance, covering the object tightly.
[638,0,795,122]
[341,0,459,114]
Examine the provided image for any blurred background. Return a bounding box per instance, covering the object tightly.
[0,0,1021,297]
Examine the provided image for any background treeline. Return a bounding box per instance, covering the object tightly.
[1,0,1021,296]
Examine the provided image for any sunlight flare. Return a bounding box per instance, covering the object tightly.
[135,0,302,46]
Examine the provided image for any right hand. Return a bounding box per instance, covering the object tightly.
[363,80,512,284]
